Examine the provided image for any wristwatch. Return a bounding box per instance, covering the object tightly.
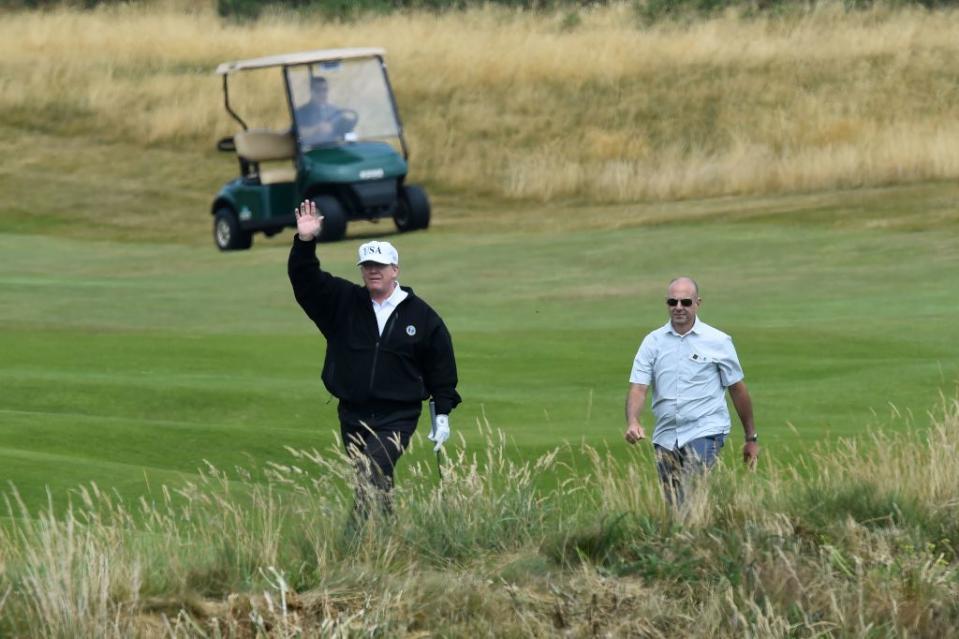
[746,433,759,443]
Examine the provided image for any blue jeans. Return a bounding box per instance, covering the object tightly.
[654,434,726,507]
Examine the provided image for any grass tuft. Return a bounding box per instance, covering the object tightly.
[1,394,958,635]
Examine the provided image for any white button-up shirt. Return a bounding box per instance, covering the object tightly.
[629,317,744,450]
[371,283,408,335]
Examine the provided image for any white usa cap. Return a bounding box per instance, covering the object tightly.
[356,240,399,266]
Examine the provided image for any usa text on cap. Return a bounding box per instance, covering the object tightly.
[357,241,399,266]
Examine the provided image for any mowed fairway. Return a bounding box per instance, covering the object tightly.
[2,182,958,511]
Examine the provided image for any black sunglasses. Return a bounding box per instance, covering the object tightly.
[666,297,694,307]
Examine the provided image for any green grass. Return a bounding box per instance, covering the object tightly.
[2,176,958,510]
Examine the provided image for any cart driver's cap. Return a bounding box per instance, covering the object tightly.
[357,240,399,266]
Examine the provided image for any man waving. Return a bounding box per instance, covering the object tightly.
[289,200,461,520]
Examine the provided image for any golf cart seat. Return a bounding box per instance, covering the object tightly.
[234,129,296,184]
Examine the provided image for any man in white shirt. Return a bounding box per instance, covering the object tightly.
[625,276,758,506]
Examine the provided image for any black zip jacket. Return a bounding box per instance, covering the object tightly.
[288,237,461,415]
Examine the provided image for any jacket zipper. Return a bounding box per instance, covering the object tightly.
[369,311,399,392]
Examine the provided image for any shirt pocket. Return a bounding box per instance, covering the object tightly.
[687,352,719,383]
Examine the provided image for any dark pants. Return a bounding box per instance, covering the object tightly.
[654,434,726,507]
[338,400,420,520]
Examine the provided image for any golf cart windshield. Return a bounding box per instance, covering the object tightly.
[288,58,401,149]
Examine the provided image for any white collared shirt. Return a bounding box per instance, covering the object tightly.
[629,317,745,450]
[371,283,408,335]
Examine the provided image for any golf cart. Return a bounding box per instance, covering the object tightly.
[210,48,430,250]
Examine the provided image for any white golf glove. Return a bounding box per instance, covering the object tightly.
[428,414,450,452]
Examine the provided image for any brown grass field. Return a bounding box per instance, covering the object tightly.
[2,2,959,204]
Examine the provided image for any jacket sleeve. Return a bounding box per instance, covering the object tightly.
[288,235,354,335]
[422,312,462,415]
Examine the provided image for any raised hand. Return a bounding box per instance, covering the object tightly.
[294,199,324,241]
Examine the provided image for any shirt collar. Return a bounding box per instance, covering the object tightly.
[372,282,404,308]
[666,316,701,337]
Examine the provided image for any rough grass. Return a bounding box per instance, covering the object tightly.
[0,395,957,637]
[2,3,959,203]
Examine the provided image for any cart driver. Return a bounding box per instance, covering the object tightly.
[296,76,356,145]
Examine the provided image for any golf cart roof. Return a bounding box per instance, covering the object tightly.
[216,48,386,75]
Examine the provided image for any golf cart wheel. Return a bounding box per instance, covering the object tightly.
[213,207,252,251]
[394,184,431,232]
[312,195,347,243]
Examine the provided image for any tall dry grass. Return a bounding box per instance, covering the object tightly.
[1,392,958,636]
[2,3,959,203]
